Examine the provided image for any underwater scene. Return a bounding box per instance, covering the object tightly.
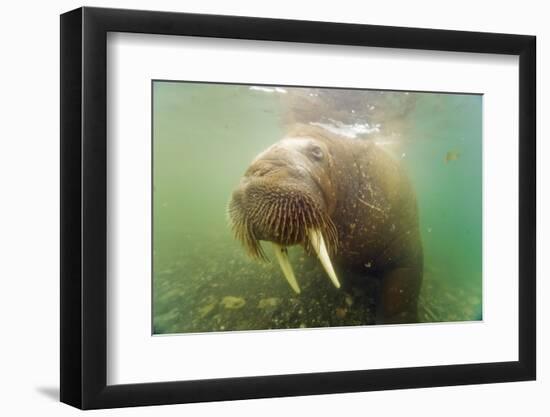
[153,81,482,334]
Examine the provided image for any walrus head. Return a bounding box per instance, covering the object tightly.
[228,129,341,294]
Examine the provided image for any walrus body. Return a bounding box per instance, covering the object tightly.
[229,125,423,324]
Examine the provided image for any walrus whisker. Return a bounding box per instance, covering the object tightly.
[322,215,339,255]
[256,200,273,231]
[281,198,289,242]
[304,205,315,232]
[268,203,280,232]
[250,199,269,224]
[287,199,295,241]
[238,218,268,262]
[300,207,307,239]
[263,202,277,232]
[293,202,302,243]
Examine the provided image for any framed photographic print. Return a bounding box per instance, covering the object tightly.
[60,6,536,409]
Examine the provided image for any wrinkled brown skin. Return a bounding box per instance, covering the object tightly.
[232,125,423,324]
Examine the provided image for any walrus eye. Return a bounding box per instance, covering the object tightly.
[310,146,324,161]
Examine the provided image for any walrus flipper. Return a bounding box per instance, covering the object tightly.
[379,264,423,324]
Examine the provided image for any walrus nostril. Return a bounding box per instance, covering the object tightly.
[248,165,285,178]
[255,167,270,177]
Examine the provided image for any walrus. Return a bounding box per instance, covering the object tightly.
[228,124,423,324]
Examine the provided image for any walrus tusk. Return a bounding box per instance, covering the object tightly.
[308,229,341,289]
[272,243,301,294]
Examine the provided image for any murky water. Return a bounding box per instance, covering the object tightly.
[152,81,482,334]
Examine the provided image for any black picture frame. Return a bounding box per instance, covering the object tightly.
[60,6,536,410]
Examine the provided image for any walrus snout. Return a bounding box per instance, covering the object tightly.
[230,177,327,246]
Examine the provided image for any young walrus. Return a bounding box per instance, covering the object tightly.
[228,124,423,324]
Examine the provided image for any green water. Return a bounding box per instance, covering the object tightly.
[153,82,482,334]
